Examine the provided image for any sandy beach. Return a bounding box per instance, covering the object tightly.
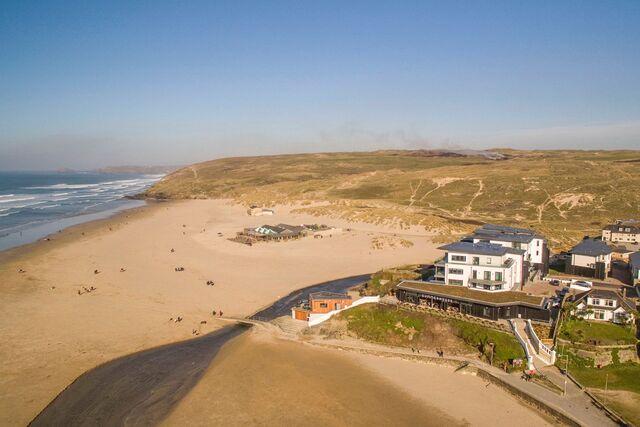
[163,330,552,427]
[0,199,443,425]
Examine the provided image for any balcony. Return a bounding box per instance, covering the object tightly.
[468,278,506,291]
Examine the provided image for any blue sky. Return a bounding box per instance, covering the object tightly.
[1,1,639,169]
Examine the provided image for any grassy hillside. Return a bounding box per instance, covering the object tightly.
[143,150,640,249]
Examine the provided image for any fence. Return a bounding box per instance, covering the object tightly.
[307,296,380,326]
[509,320,535,371]
[526,319,556,364]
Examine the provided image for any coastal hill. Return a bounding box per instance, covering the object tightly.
[94,165,179,174]
[142,150,640,249]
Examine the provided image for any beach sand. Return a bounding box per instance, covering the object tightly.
[161,331,459,427]
[0,199,442,426]
[163,331,551,426]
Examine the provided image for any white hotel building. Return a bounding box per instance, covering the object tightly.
[432,224,550,292]
[434,241,526,292]
[467,224,549,277]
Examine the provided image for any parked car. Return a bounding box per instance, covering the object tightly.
[550,279,560,286]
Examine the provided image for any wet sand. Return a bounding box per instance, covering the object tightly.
[31,325,249,427]
[162,332,459,427]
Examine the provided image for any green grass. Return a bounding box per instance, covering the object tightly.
[559,319,637,345]
[365,267,420,296]
[450,319,526,363]
[342,304,425,343]
[558,351,640,394]
[339,304,524,365]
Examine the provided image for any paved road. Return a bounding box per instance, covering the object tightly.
[30,325,248,427]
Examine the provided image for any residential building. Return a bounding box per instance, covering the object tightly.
[602,219,640,244]
[630,252,640,285]
[570,288,636,324]
[609,245,636,262]
[433,241,525,292]
[291,291,353,321]
[395,280,551,322]
[309,291,352,313]
[566,238,612,280]
[465,224,549,279]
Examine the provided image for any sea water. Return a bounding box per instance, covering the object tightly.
[0,171,162,251]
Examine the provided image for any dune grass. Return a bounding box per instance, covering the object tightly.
[144,150,640,250]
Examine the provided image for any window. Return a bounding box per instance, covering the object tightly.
[495,285,502,290]
[472,270,478,279]
[448,279,464,286]
[451,255,466,262]
[448,268,464,275]
[605,300,614,307]
[487,257,492,264]
[594,310,605,320]
[482,307,491,317]
[319,303,328,308]
[537,240,540,246]
[472,257,480,265]
[495,272,503,281]
[483,284,491,290]
[484,271,491,280]
[592,298,600,305]
[536,251,539,256]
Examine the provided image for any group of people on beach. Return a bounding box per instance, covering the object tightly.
[174,266,185,272]
[77,286,96,295]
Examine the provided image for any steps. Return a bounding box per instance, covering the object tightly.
[271,316,308,335]
[510,319,556,371]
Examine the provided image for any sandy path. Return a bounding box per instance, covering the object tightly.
[0,199,441,426]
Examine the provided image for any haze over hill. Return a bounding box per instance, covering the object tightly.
[143,149,640,249]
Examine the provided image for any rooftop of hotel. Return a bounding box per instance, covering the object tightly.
[468,223,543,243]
[397,280,544,306]
[438,241,525,256]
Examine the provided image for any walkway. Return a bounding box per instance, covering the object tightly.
[302,336,618,427]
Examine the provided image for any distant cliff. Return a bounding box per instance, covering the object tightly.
[94,165,179,174]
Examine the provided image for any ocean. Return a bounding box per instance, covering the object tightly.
[0,171,162,251]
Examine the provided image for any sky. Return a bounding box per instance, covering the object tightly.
[1,0,639,170]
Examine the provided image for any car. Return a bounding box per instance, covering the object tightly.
[550,279,560,286]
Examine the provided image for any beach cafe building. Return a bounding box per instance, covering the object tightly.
[395,280,551,322]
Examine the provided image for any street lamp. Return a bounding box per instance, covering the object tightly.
[561,354,569,397]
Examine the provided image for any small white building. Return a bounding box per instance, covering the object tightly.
[566,238,612,280]
[571,288,636,324]
[434,241,525,292]
[602,220,640,244]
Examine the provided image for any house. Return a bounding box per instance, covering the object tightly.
[433,241,525,292]
[570,288,636,324]
[245,223,306,240]
[395,280,551,322]
[630,252,640,285]
[602,219,640,244]
[291,291,353,321]
[465,224,549,279]
[566,238,612,280]
[609,245,636,262]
